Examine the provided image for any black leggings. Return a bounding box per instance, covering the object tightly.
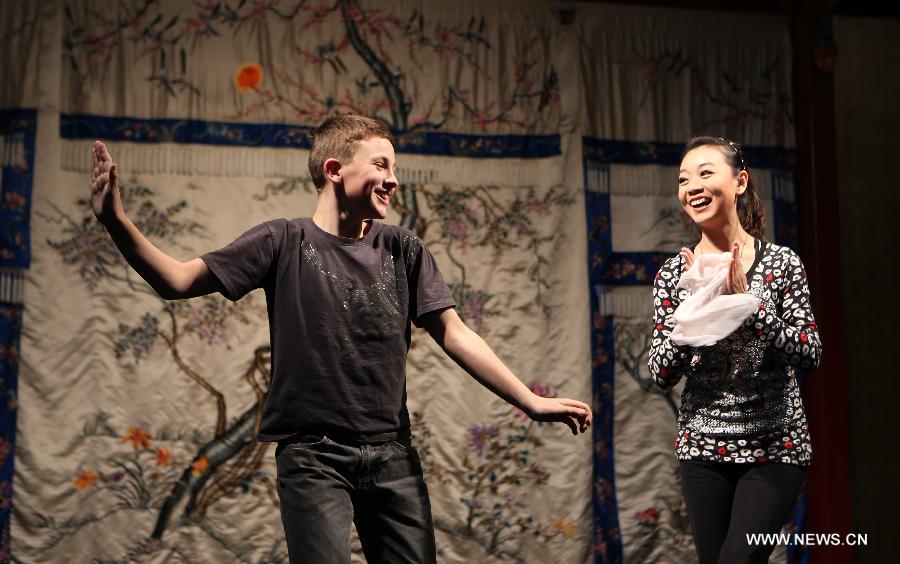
[680,461,805,564]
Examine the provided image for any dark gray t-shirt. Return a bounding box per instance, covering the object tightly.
[201,218,456,442]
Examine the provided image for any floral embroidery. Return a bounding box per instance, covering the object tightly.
[73,469,100,491]
[122,427,152,450]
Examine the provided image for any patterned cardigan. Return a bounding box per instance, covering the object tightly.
[649,239,822,466]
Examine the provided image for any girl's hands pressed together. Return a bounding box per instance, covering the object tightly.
[725,241,748,294]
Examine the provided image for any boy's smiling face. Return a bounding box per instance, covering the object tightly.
[336,136,398,220]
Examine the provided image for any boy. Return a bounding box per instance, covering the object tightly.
[90,114,592,563]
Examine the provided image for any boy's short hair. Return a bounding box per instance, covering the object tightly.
[308,115,394,190]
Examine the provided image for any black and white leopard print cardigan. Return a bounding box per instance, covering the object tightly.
[649,238,822,467]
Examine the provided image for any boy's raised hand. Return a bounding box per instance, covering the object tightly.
[525,396,593,435]
[91,140,124,224]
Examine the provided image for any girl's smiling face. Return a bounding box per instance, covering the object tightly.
[678,145,748,230]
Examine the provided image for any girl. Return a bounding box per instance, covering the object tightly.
[649,136,822,563]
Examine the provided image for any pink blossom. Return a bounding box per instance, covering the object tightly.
[446,219,468,243]
[635,507,660,525]
[523,198,549,215]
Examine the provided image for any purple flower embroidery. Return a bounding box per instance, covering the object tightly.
[467,424,500,457]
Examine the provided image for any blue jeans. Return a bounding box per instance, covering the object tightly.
[275,435,437,563]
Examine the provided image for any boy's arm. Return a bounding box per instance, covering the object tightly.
[421,307,592,435]
[91,140,223,299]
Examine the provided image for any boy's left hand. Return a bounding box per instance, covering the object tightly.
[525,396,593,435]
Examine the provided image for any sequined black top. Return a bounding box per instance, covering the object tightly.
[649,239,822,467]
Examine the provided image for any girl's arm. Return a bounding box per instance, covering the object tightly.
[753,250,822,371]
[649,258,693,390]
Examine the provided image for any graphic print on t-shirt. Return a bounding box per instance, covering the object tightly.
[301,240,403,341]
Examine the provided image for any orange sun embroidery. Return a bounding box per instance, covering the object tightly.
[235,63,263,93]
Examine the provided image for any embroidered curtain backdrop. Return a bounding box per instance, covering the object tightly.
[60,0,560,132]
[17,1,590,563]
[3,1,799,563]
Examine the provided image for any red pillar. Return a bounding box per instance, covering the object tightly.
[791,1,854,562]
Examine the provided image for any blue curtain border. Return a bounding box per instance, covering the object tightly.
[0,109,37,270]
[60,113,561,159]
[585,145,624,564]
[0,107,36,563]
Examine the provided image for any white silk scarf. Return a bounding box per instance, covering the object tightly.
[670,253,761,347]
